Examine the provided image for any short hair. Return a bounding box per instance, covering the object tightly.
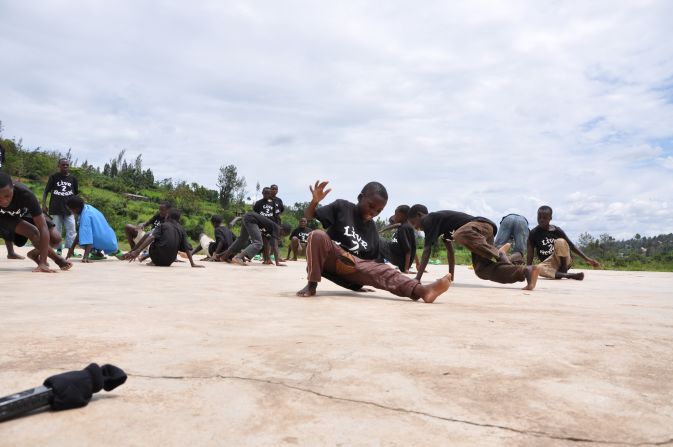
[360,181,388,200]
[538,205,553,215]
[408,204,429,219]
[210,215,223,226]
[0,172,13,189]
[58,158,69,164]
[168,209,182,221]
[270,184,278,189]
[65,195,85,211]
[159,200,172,209]
[262,187,271,193]
[395,205,410,216]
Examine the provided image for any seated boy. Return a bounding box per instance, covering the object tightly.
[192,215,236,260]
[296,180,451,303]
[408,205,538,290]
[527,205,600,280]
[218,212,290,266]
[285,217,312,261]
[124,201,171,250]
[494,213,529,264]
[123,209,203,268]
[0,172,72,272]
[65,195,122,262]
[378,205,420,273]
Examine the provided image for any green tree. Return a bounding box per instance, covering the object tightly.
[217,164,246,209]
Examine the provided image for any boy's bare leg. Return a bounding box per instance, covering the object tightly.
[5,239,24,259]
[231,254,248,266]
[498,242,513,264]
[411,274,452,303]
[297,281,318,297]
[523,265,539,290]
[290,238,300,261]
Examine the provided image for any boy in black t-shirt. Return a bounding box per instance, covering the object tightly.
[253,187,276,264]
[123,209,203,268]
[378,205,419,273]
[270,184,284,224]
[527,205,600,280]
[218,211,290,266]
[124,201,171,250]
[408,205,538,290]
[192,215,236,261]
[42,158,79,255]
[296,180,451,303]
[0,172,72,272]
[286,217,312,261]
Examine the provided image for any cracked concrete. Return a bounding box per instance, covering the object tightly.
[1,248,673,446]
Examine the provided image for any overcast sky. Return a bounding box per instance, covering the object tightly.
[1,0,672,240]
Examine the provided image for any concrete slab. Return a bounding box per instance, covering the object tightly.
[1,248,672,446]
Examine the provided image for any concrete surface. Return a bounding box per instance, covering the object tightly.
[1,248,672,446]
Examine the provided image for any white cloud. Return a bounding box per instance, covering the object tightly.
[1,0,673,240]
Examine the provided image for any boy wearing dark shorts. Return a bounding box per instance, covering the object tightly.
[527,205,600,280]
[0,172,71,272]
[124,201,171,250]
[296,181,451,303]
[286,217,312,261]
[123,209,202,268]
[408,205,538,290]
[378,205,418,273]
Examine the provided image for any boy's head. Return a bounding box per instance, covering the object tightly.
[407,204,429,229]
[262,187,272,200]
[58,158,70,175]
[270,184,279,198]
[537,205,553,229]
[159,201,172,218]
[280,223,292,236]
[298,217,307,228]
[391,204,410,224]
[357,181,388,222]
[65,195,85,215]
[167,208,182,223]
[210,215,223,227]
[0,172,14,208]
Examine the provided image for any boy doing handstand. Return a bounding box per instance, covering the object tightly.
[296,181,451,303]
[408,205,538,290]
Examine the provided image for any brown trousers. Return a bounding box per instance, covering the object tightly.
[306,230,420,298]
[452,221,526,284]
[538,239,572,278]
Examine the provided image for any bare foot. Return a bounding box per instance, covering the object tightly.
[296,282,318,297]
[231,256,247,266]
[415,273,452,303]
[7,253,25,260]
[499,243,511,254]
[57,260,73,271]
[523,266,539,290]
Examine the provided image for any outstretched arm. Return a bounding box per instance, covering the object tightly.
[123,234,154,262]
[379,223,401,234]
[271,239,285,266]
[526,239,535,265]
[444,240,455,280]
[304,180,331,219]
[416,245,432,281]
[569,244,600,268]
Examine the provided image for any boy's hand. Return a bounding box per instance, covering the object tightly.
[309,180,332,203]
[33,263,56,273]
[588,258,601,268]
[122,250,138,262]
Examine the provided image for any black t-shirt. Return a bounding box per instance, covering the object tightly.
[272,197,284,223]
[314,199,379,260]
[0,183,42,221]
[45,173,79,216]
[421,211,497,247]
[209,226,235,255]
[0,145,5,168]
[528,225,573,261]
[146,213,164,230]
[244,212,280,240]
[290,227,312,243]
[253,199,275,220]
[389,223,416,263]
[149,220,192,266]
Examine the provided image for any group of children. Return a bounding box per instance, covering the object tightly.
[1,160,601,304]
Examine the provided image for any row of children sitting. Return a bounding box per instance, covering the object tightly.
[1,171,599,304]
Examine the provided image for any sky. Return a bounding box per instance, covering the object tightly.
[1,0,672,240]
